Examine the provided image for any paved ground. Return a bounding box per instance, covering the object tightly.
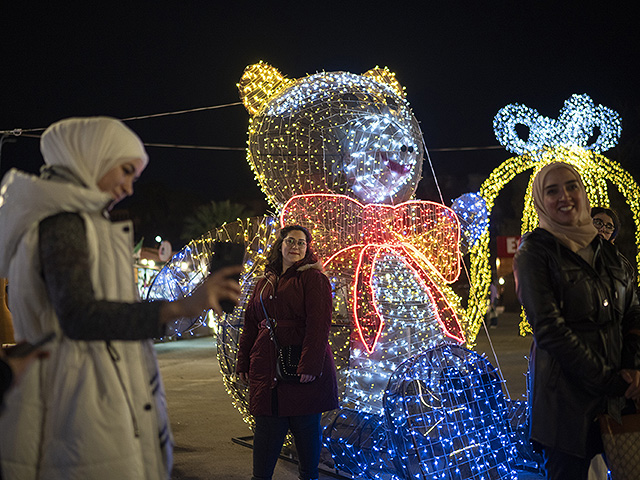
[157,312,544,479]
[474,311,532,402]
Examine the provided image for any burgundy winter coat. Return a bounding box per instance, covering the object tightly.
[236,259,339,417]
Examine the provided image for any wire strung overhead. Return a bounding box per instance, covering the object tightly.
[1,102,506,153]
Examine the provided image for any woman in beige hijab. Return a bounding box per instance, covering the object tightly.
[514,161,640,480]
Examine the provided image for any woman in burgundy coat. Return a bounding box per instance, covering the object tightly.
[237,225,338,480]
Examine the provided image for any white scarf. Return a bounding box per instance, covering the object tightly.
[40,116,148,189]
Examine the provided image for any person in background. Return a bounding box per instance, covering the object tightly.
[236,225,338,480]
[0,117,242,480]
[589,206,637,480]
[513,162,640,480]
[591,206,637,288]
[0,356,11,407]
[1,345,45,480]
[591,207,619,243]
[487,280,500,328]
[0,345,44,409]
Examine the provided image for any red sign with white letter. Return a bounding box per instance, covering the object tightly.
[497,236,521,257]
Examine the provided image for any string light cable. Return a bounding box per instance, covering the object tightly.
[421,131,509,392]
[2,103,513,153]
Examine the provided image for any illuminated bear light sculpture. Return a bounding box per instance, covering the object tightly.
[238,62,424,207]
[149,63,518,479]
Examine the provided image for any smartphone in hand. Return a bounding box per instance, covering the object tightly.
[209,242,245,313]
[5,332,55,358]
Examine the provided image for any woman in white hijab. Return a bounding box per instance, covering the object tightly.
[513,161,640,480]
[0,117,241,480]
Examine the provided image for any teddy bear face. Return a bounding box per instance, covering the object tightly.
[239,64,424,207]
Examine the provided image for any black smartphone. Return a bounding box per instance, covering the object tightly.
[209,241,245,314]
[5,332,56,358]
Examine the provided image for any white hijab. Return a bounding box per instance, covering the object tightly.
[40,117,148,190]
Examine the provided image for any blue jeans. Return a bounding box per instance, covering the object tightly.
[251,413,322,480]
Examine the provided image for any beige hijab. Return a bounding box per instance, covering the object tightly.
[532,162,597,252]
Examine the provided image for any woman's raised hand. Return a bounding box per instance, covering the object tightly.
[159,265,243,324]
[192,265,243,316]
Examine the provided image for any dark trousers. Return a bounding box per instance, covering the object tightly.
[542,448,595,480]
[252,413,322,480]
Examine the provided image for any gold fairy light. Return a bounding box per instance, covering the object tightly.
[238,62,424,208]
[147,63,517,478]
[466,95,639,343]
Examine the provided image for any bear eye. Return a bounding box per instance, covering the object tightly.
[408,146,414,153]
[401,145,407,152]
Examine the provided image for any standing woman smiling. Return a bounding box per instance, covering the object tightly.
[513,162,640,479]
[237,225,338,480]
[0,117,241,479]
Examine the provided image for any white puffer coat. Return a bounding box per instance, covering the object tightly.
[0,169,172,479]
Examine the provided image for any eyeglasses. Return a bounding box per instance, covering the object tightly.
[284,237,307,248]
[593,218,615,233]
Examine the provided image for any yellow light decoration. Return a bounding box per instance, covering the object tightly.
[153,63,509,477]
[148,216,278,429]
[467,145,640,342]
[231,65,470,432]
[237,62,424,208]
[236,61,295,116]
[361,66,406,98]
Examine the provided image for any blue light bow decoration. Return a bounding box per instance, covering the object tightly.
[493,93,621,155]
[384,344,518,480]
[323,408,400,480]
[451,192,489,254]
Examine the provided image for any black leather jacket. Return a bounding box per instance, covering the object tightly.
[514,228,640,457]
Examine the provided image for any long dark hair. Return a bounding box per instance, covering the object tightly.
[266,225,315,274]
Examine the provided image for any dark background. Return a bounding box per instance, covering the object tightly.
[1,2,638,250]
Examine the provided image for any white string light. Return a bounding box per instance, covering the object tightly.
[144,62,521,479]
[493,93,622,155]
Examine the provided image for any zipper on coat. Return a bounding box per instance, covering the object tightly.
[106,341,140,437]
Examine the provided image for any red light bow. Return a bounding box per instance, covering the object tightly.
[281,194,465,353]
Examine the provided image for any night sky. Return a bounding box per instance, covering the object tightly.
[1,2,638,247]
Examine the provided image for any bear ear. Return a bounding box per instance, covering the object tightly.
[237,62,293,115]
[362,66,405,98]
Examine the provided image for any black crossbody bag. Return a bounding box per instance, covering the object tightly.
[259,281,302,383]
